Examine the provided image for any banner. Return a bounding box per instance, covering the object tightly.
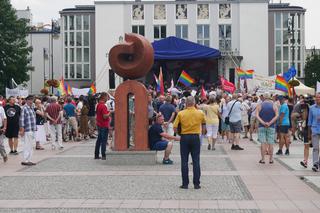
[246,74,280,94]
[221,77,236,94]
[6,88,29,98]
[71,88,90,97]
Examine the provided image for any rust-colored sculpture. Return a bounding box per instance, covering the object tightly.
[109,33,154,151]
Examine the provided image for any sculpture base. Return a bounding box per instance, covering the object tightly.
[105,151,157,165]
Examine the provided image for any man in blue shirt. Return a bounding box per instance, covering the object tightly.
[148,114,180,164]
[308,93,320,172]
[63,97,80,141]
[159,95,176,136]
[276,96,291,155]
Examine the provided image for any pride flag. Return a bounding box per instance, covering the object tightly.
[245,70,254,79]
[57,78,67,96]
[201,85,207,100]
[88,83,96,95]
[275,75,290,94]
[154,74,160,93]
[236,68,246,79]
[177,71,195,87]
[159,68,164,95]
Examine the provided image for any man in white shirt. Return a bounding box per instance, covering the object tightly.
[227,94,244,150]
[0,105,8,163]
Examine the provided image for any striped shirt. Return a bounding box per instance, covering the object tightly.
[19,105,37,132]
[46,103,62,125]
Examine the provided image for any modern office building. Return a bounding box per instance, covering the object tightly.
[268,3,306,80]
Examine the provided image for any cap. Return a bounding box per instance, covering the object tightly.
[26,95,34,100]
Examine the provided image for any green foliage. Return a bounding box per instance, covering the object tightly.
[305,52,320,88]
[0,0,32,95]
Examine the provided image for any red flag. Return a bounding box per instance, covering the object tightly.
[159,67,164,95]
[201,85,207,100]
[221,77,236,94]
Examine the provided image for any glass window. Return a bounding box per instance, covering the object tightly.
[297,62,301,77]
[70,64,75,78]
[64,32,68,46]
[154,26,160,39]
[276,62,282,74]
[176,25,188,39]
[70,48,74,62]
[161,26,166,38]
[204,25,209,38]
[83,32,89,46]
[84,64,90,79]
[275,13,281,28]
[283,30,288,44]
[84,48,89,62]
[225,40,231,51]
[64,64,68,78]
[283,46,289,61]
[64,17,68,30]
[204,40,210,47]
[139,26,145,36]
[226,25,231,38]
[76,32,82,46]
[297,46,301,60]
[297,14,301,28]
[83,15,89,30]
[132,26,138,34]
[65,48,68,62]
[132,25,145,36]
[219,25,224,38]
[197,25,210,47]
[276,46,281,61]
[219,40,225,50]
[76,64,82,79]
[283,13,289,28]
[69,32,74,46]
[69,15,74,30]
[276,30,281,45]
[76,48,82,62]
[76,15,82,30]
[297,30,301,44]
[197,25,202,38]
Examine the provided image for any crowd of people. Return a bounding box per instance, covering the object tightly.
[0,87,320,189]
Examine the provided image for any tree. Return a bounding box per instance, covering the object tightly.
[0,0,32,95]
[305,51,320,88]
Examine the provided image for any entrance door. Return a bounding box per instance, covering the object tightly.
[229,68,235,84]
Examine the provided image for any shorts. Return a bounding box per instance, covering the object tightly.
[5,123,19,138]
[250,117,258,129]
[221,121,230,131]
[68,117,78,130]
[152,140,168,151]
[206,124,219,139]
[258,127,275,144]
[242,115,249,126]
[230,121,242,133]
[279,125,290,134]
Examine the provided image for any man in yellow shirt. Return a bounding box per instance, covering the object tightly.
[173,96,206,189]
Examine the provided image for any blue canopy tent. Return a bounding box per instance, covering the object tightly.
[152,36,221,60]
[149,36,221,87]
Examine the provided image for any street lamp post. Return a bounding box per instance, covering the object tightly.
[288,16,295,67]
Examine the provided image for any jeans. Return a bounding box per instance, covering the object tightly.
[95,127,108,158]
[180,134,201,186]
[50,124,63,148]
[312,134,320,166]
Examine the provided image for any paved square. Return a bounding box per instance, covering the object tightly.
[0,175,252,200]
[19,156,235,172]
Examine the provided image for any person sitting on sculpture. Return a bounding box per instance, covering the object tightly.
[148,113,180,164]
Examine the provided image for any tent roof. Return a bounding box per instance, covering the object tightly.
[294,79,315,95]
[152,36,221,60]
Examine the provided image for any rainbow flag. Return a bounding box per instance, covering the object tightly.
[245,70,254,79]
[159,67,164,95]
[275,75,289,94]
[57,78,66,96]
[177,71,195,87]
[154,74,160,93]
[236,68,246,79]
[88,83,96,95]
[66,83,72,95]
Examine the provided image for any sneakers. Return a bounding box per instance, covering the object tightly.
[207,144,211,150]
[101,156,106,160]
[235,145,244,150]
[285,149,290,155]
[179,185,188,189]
[300,161,307,168]
[3,155,8,163]
[312,164,319,172]
[163,158,173,165]
[231,144,236,150]
[21,162,36,166]
[9,150,14,155]
[194,185,201,189]
[276,149,283,155]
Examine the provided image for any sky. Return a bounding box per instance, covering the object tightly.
[10,0,320,48]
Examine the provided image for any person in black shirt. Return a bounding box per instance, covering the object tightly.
[4,96,21,154]
[148,114,180,164]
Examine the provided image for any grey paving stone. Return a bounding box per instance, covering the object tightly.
[0,175,252,200]
[0,209,260,213]
[59,145,227,156]
[19,156,235,172]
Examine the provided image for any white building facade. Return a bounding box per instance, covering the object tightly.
[95,0,269,92]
